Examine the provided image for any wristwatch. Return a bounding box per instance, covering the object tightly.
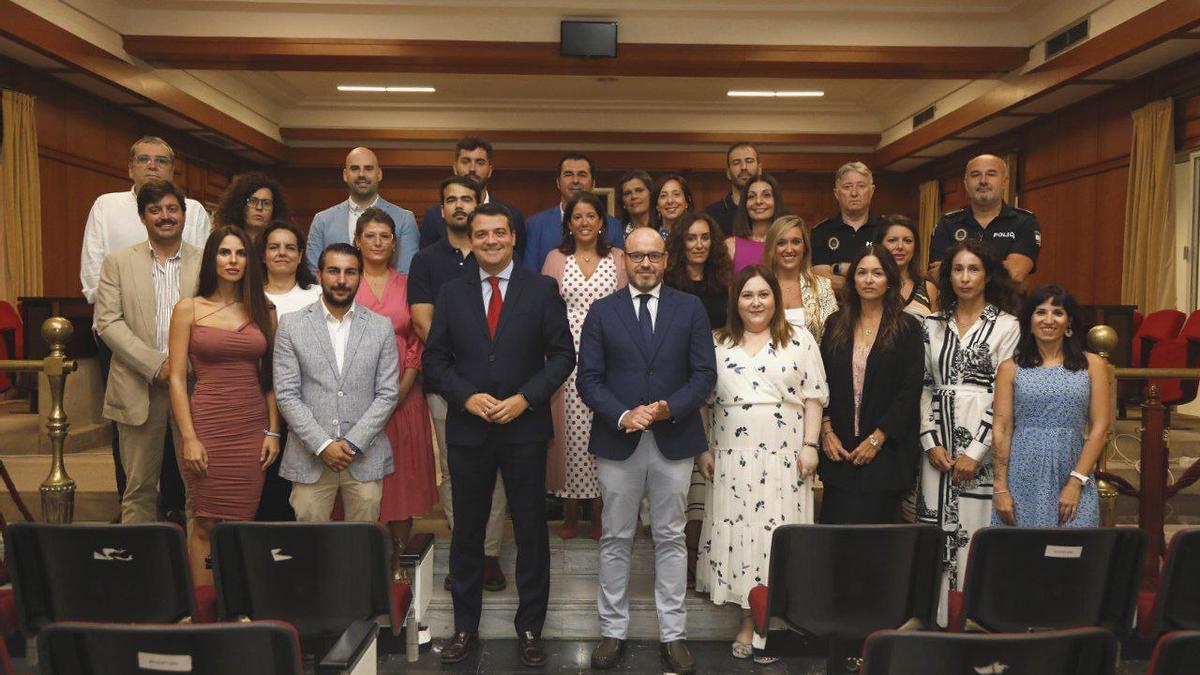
[1069,471,1091,486]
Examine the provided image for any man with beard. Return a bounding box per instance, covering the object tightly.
[703,141,761,237]
[305,146,419,274]
[274,243,400,521]
[94,179,203,523]
[419,137,527,257]
[523,151,624,272]
[928,154,1040,284]
[409,176,510,592]
[812,161,886,289]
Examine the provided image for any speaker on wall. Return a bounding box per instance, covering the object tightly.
[560,20,618,58]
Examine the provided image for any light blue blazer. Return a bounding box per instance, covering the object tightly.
[306,197,419,274]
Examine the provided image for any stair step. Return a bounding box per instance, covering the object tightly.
[423,538,743,640]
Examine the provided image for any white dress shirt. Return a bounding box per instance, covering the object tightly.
[316,298,357,456]
[479,259,514,312]
[80,187,211,307]
[618,283,662,429]
[148,243,184,353]
[347,196,380,241]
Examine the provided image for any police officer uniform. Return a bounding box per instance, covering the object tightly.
[812,213,886,273]
[928,203,1041,270]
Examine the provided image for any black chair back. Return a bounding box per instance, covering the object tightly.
[210,522,393,640]
[1148,630,1200,675]
[1151,529,1200,633]
[961,527,1144,637]
[861,627,1116,675]
[764,524,941,637]
[39,621,303,675]
[6,523,195,636]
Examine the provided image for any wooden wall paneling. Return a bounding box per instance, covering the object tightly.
[1018,183,1058,294]
[1094,166,1129,304]
[1055,104,1100,179]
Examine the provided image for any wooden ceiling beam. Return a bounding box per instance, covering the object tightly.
[280,127,880,148]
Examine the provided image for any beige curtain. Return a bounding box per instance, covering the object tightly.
[917,179,940,270]
[1121,98,1176,311]
[0,90,43,303]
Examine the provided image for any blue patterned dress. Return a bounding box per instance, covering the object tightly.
[994,365,1098,527]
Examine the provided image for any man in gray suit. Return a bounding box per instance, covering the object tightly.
[305,146,420,275]
[274,242,400,521]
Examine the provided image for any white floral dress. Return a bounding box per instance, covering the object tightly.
[696,330,829,609]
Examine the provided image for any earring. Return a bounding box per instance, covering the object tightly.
[1065,328,1073,337]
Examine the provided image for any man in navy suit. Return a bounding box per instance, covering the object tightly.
[305,146,419,274]
[419,137,527,256]
[423,203,575,667]
[576,227,717,674]
[523,151,624,272]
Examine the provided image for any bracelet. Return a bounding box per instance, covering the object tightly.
[993,488,1009,495]
[802,441,820,450]
[264,430,281,438]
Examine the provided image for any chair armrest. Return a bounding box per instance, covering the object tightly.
[396,532,435,567]
[318,619,378,673]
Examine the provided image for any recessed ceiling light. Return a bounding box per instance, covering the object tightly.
[727,90,824,98]
[337,85,436,93]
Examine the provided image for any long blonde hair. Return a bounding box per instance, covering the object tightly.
[763,215,817,291]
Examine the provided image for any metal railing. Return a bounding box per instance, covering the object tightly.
[0,317,77,523]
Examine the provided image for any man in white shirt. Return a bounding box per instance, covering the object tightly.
[80,136,210,517]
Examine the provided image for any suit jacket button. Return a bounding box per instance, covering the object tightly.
[489,355,496,362]
[331,419,339,425]
[337,391,344,397]
[648,369,654,376]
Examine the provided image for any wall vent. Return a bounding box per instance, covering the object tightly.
[1046,19,1089,59]
[912,106,935,129]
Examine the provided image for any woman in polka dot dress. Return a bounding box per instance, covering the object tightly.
[543,191,628,539]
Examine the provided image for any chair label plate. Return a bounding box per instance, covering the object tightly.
[136,652,193,672]
[1044,545,1083,559]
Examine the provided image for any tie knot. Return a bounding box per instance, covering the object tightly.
[638,293,652,306]
[487,276,502,290]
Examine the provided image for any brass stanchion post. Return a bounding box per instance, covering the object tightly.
[38,317,77,523]
[1088,325,1119,528]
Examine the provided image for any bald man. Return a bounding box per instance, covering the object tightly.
[306,146,420,273]
[928,154,1040,284]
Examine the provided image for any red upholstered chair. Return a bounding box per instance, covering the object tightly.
[1147,311,1200,406]
[1133,310,1186,368]
[1137,528,1200,641]
[0,301,22,392]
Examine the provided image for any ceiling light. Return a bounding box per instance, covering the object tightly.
[386,86,436,93]
[337,85,436,93]
[727,90,824,98]
[338,85,387,92]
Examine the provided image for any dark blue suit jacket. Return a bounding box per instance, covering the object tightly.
[576,285,717,461]
[420,197,526,256]
[523,205,624,273]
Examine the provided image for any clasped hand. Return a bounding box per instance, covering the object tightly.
[466,392,529,424]
[621,400,671,433]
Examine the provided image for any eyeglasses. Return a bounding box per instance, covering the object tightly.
[627,252,665,263]
[246,197,274,210]
[134,154,173,167]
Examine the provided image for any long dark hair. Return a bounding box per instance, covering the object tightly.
[665,212,730,295]
[823,244,907,352]
[213,172,291,231]
[1014,284,1088,371]
[716,265,792,349]
[732,173,786,238]
[879,214,925,286]
[558,191,612,257]
[935,239,1019,316]
[651,173,694,231]
[617,170,653,225]
[258,220,317,290]
[197,226,274,391]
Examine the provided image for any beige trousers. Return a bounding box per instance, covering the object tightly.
[117,385,183,524]
[290,465,383,522]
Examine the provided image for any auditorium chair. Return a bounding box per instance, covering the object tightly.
[860,626,1116,675]
[210,522,431,672]
[1137,528,1200,641]
[1147,310,1200,408]
[958,527,1144,639]
[747,524,941,674]
[1134,310,1186,368]
[0,300,22,393]
[6,523,198,644]
[38,620,303,675]
[1147,630,1200,675]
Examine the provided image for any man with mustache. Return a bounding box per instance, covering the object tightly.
[928,154,1041,284]
[81,136,210,518]
[523,151,624,272]
[305,146,419,274]
[274,243,400,522]
[418,137,527,257]
[409,176,510,593]
[703,141,761,237]
[94,179,203,523]
[812,161,886,290]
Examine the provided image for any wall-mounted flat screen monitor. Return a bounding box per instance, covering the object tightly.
[560,20,617,58]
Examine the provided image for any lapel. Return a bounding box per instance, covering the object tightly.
[129,247,155,340]
[338,307,369,383]
[179,244,202,297]
[329,202,351,244]
[613,287,650,363]
[492,268,527,344]
[305,302,340,379]
[646,286,678,363]
[461,274,492,344]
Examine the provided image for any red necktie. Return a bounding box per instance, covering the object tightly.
[487,276,503,338]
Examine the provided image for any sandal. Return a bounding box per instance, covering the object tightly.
[731,641,753,659]
[753,655,781,665]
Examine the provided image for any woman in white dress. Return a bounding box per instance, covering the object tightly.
[696,264,827,662]
[918,239,1020,626]
[763,215,837,340]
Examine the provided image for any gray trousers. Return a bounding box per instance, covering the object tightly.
[595,431,693,641]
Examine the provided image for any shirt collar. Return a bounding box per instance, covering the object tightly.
[148,241,183,261]
[320,297,356,323]
[348,196,380,213]
[633,283,662,300]
[479,259,514,282]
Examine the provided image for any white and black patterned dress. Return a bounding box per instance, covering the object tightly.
[918,304,1019,626]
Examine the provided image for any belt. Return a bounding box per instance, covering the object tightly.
[931,383,993,395]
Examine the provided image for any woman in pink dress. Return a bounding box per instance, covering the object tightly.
[726,173,786,274]
[355,208,437,576]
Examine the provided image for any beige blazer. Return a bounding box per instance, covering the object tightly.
[94,241,202,426]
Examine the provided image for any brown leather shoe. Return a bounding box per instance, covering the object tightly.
[518,630,546,667]
[590,637,625,670]
[483,555,507,592]
[443,574,452,591]
[660,640,694,674]
[440,631,475,664]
